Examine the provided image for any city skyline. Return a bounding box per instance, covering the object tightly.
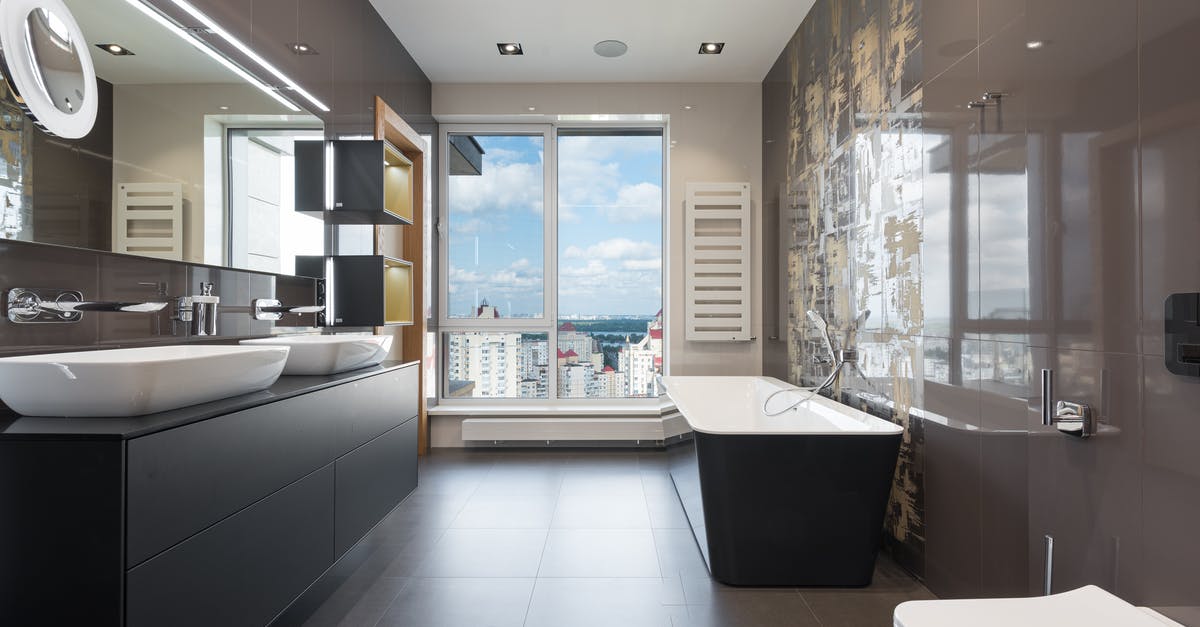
[446,310,664,400]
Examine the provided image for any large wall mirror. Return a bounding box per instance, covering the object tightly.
[0,0,325,275]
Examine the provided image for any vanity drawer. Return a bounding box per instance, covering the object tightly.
[125,367,415,567]
[333,363,418,454]
[125,465,334,627]
[125,388,340,566]
[335,416,418,555]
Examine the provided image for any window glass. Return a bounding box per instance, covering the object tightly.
[446,134,545,319]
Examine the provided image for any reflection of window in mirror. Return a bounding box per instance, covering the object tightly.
[225,128,324,274]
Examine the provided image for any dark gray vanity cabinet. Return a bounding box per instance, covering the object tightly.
[0,362,419,627]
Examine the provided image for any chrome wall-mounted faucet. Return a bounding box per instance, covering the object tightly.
[251,298,325,321]
[1039,369,1097,439]
[6,288,167,323]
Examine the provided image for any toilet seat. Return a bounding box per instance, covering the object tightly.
[893,585,1183,627]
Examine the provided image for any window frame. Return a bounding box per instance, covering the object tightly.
[437,121,669,404]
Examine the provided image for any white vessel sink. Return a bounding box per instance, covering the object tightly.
[240,334,392,375]
[0,345,289,417]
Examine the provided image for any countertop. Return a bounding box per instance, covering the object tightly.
[0,360,418,441]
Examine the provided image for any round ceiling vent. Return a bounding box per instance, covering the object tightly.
[593,40,628,58]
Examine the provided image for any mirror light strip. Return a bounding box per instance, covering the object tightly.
[168,0,330,113]
[121,0,300,112]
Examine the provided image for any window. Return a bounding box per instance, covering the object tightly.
[439,125,665,400]
[445,132,547,319]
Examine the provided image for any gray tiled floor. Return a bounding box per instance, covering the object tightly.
[296,449,935,627]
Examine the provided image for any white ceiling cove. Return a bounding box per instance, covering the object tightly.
[369,0,817,83]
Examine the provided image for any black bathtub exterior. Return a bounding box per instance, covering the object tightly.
[670,430,902,587]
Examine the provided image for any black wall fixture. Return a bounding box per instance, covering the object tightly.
[1165,293,1200,376]
[297,254,413,327]
[295,140,414,225]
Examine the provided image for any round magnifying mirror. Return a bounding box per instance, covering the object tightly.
[0,0,98,138]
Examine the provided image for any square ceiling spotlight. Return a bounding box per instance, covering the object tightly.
[698,42,725,54]
[497,43,524,55]
[96,43,135,56]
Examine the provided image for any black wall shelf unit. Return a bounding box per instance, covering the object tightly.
[298,254,414,327]
[295,139,414,225]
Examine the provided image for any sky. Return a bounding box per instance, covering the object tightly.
[447,133,663,318]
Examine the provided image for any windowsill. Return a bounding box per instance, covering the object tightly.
[428,398,676,417]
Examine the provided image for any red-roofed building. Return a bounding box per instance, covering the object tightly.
[475,300,500,318]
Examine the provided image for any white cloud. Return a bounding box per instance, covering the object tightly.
[561,260,608,278]
[563,238,659,261]
[621,258,661,271]
[606,182,663,222]
[449,160,543,215]
[450,218,487,235]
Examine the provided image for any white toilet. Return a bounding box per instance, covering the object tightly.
[894,585,1184,627]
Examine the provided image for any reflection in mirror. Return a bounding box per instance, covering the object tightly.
[0,0,325,273]
[227,129,324,274]
[26,8,88,116]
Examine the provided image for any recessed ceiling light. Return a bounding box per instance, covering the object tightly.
[699,42,724,54]
[593,40,628,58]
[682,104,694,110]
[218,105,229,110]
[527,106,537,112]
[288,42,318,55]
[497,43,523,55]
[1025,40,1047,50]
[96,43,135,56]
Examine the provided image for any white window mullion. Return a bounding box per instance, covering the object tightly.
[546,125,560,400]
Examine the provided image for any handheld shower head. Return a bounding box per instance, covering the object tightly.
[806,310,836,361]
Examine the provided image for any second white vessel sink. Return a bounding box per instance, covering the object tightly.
[0,345,290,417]
[240,334,393,375]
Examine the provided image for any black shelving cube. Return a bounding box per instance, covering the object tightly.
[294,140,414,225]
[298,255,413,327]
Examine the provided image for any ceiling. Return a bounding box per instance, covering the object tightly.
[369,0,817,84]
[65,0,240,84]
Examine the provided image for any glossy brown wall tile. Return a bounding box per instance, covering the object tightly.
[764,0,1200,611]
[0,238,321,360]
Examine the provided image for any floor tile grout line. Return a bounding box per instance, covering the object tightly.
[523,526,555,627]
[367,576,416,627]
[797,587,825,627]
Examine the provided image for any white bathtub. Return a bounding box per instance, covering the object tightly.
[662,375,903,435]
[663,375,903,586]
